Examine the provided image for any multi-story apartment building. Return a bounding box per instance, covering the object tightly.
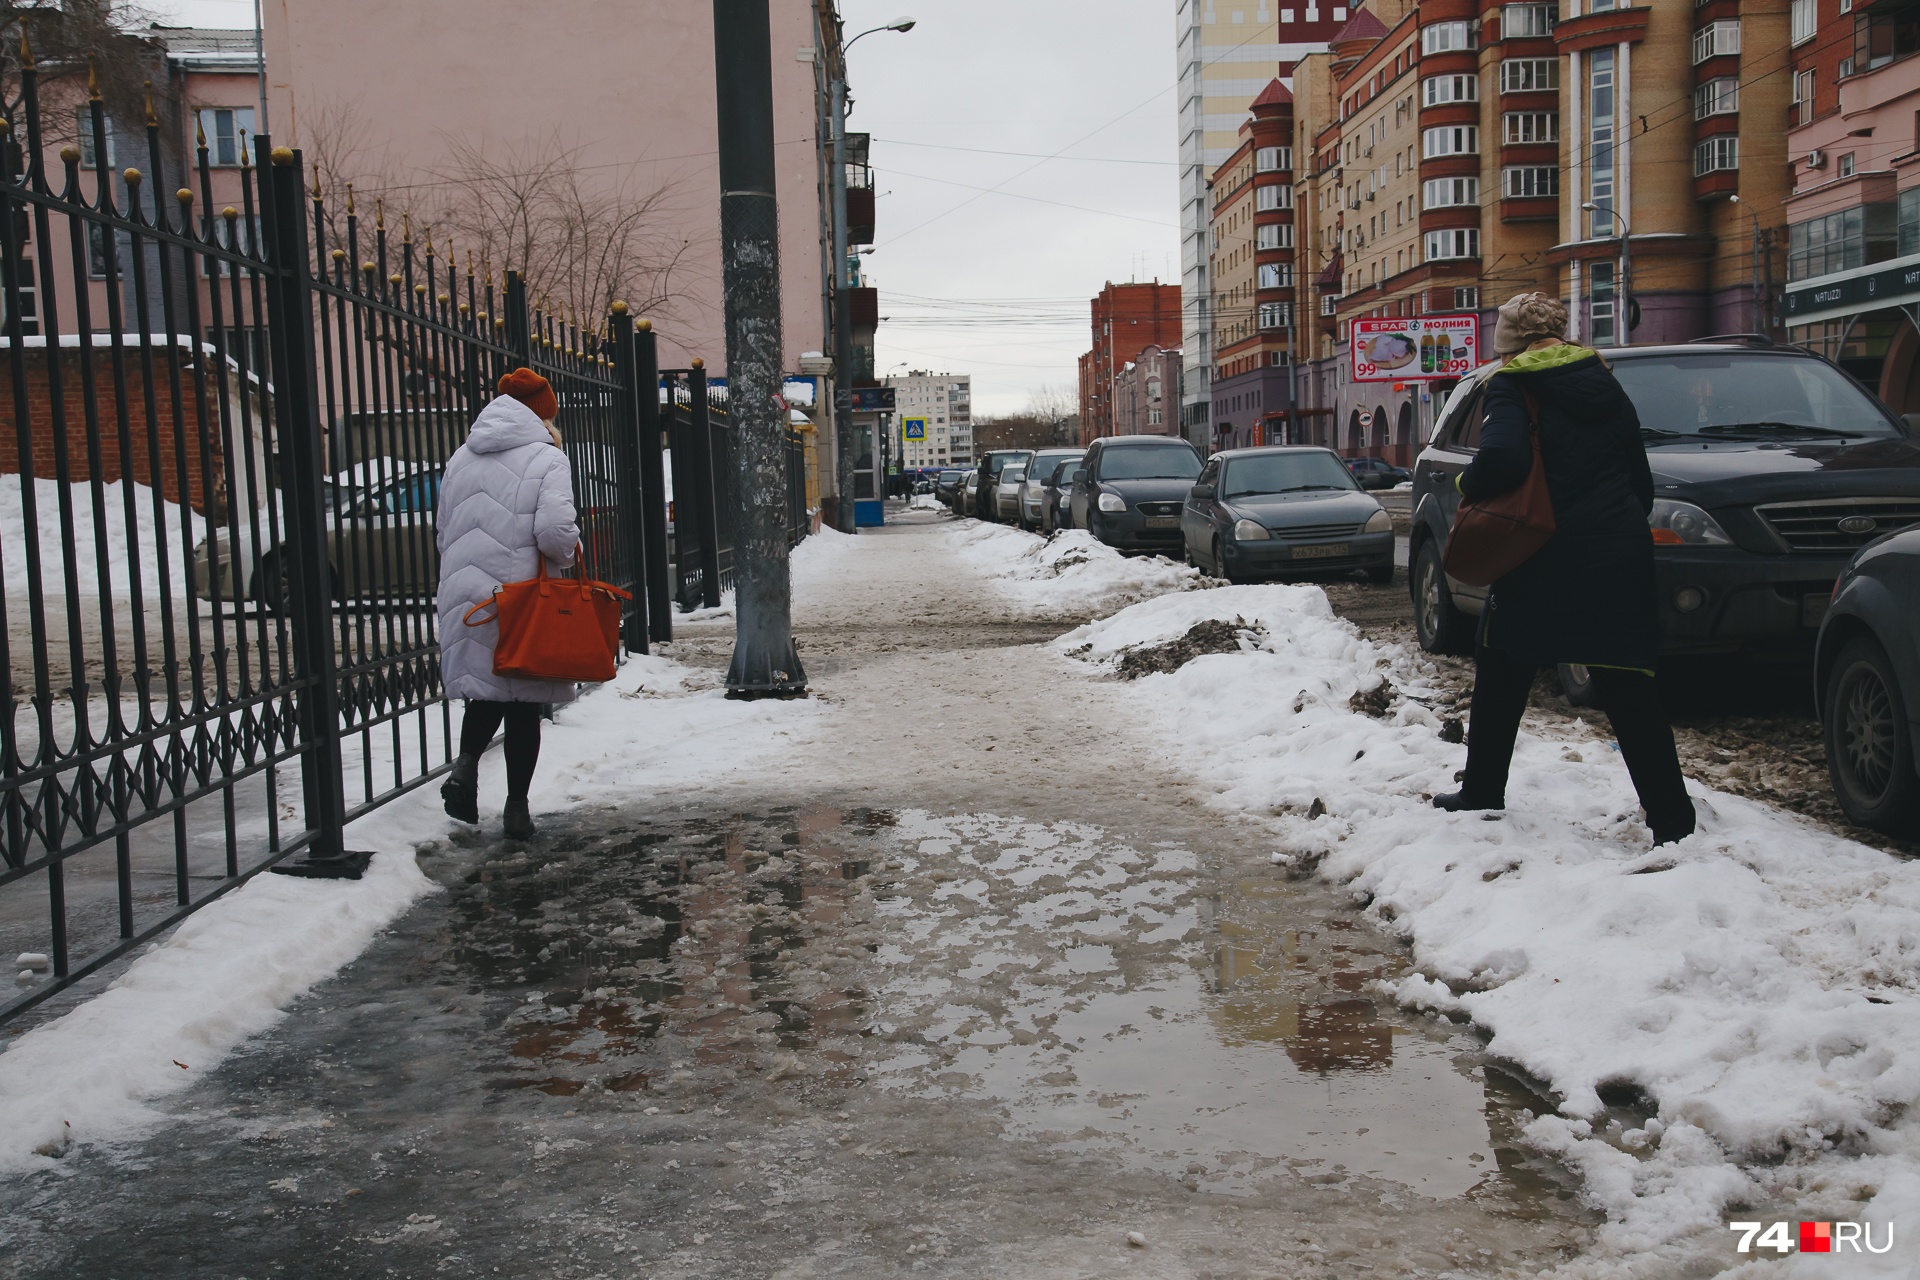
[1176,0,1359,443]
[1782,0,1920,411]
[1076,281,1181,443]
[886,370,972,469]
[1112,345,1185,435]
[1208,77,1300,448]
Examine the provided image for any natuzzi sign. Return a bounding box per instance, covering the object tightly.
[1784,257,1920,322]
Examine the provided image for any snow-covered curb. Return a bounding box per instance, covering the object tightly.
[946,520,1199,617]
[1064,585,1920,1274]
[0,650,821,1176]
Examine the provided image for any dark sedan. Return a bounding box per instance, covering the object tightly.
[1346,455,1411,489]
[1816,528,1920,835]
[934,468,967,508]
[1039,455,1080,533]
[1069,435,1204,552]
[1411,344,1920,700]
[1183,447,1394,584]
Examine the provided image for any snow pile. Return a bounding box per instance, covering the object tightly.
[1065,584,1920,1272]
[0,476,207,599]
[947,521,1198,618]
[909,493,942,510]
[0,649,821,1174]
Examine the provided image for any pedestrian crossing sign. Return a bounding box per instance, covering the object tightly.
[903,417,927,440]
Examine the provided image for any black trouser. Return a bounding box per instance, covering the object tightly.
[457,701,543,803]
[1462,644,1696,837]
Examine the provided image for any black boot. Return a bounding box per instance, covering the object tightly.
[503,798,536,841]
[441,754,479,824]
[1432,789,1505,813]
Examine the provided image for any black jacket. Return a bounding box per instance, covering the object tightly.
[1459,345,1658,670]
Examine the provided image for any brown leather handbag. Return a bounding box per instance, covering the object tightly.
[1442,387,1554,588]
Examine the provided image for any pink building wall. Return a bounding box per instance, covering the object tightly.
[259,0,827,376]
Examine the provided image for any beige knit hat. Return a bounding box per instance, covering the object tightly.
[1493,291,1569,356]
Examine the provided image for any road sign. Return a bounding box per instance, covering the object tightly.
[903,417,927,440]
[1351,314,1479,382]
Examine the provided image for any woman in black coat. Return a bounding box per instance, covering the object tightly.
[1432,292,1695,845]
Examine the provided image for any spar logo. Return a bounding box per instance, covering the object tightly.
[1729,1221,1894,1254]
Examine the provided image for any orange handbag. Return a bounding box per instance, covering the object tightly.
[462,554,632,683]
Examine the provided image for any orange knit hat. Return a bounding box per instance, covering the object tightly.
[498,367,558,421]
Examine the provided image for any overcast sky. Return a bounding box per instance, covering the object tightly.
[146,0,1182,418]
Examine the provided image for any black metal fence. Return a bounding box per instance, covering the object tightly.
[0,60,812,1023]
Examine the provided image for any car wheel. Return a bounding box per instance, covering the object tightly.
[1216,538,1251,585]
[1557,663,1599,707]
[1824,635,1920,835]
[1411,539,1473,655]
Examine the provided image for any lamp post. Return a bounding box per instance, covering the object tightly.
[1582,201,1633,344]
[829,15,915,531]
[1729,194,1771,338]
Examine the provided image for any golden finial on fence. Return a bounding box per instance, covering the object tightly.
[401,210,412,244]
[362,260,377,274]
[423,224,434,257]
[270,146,292,166]
[375,197,385,230]
[176,188,193,205]
[345,181,356,215]
[59,145,78,165]
[691,357,705,369]
[437,292,449,306]
[388,272,403,286]
[637,318,652,332]
[239,130,251,169]
[222,205,238,221]
[311,169,322,199]
[19,27,34,71]
[144,80,157,129]
[86,55,100,102]
[194,112,206,149]
[331,248,345,263]
[122,167,140,186]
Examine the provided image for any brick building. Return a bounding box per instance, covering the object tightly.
[1110,344,1183,437]
[1077,281,1181,444]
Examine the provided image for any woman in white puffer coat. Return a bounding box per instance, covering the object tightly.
[435,367,580,838]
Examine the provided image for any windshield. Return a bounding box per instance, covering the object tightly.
[1001,465,1026,482]
[1049,458,1084,484]
[1101,445,1201,480]
[1612,354,1902,439]
[1223,452,1359,497]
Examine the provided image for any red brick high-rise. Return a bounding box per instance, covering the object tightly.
[1078,281,1181,444]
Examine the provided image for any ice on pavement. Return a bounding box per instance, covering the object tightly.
[1058,579,1920,1273]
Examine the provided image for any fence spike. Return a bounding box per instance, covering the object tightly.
[175,187,193,205]
[122,166,140,186]
[239,128,251,168]
[144,79,157,128]
[19,25,33,70]
[311,169,323,200]
[375,196,384,230]
[195,110,206,148]
[401,210,412,243]
[86,54,100,102]
[345,181,356,214]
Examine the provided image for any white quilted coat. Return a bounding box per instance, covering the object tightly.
[435,395,582,704]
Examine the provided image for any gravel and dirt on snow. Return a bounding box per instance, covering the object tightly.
[3,507,1915,1279]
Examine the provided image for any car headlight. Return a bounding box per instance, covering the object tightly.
[1098,491,1126,513]
[1649,498,1732,546]
[1363,508,1392,534]
[1232,518,1270,541]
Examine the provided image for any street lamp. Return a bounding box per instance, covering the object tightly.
[1581,201,1633,345]
[829,16,915,532]
[1728,194,1772,338]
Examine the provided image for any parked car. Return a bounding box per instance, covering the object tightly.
[935,468,967,509]
[1039,454,1083,534]
[193,461,443,609]
[1345,455,1411,490]
[1069,434,1204,553]
[1018,448,1083,530]
[1816,528,1920,835]
[959,470,982,517]
[973,450,1031,523]
[1410,341,1920,705]
[992,457,1031,522]
[1184,447,1394,584]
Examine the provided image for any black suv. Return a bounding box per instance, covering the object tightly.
[1410,342,1920,685]
[1069,435,1204,552]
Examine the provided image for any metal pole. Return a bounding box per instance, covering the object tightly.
[714,0,806,696]
[635,320,673,643]
[609,301,649,655]
[830,75,856,533]
[687,361,723,611]
[1620,226,1633,344]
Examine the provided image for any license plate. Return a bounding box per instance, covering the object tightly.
[1144,516,1179,529]
[1803,593,1830,627]
[1292,543,1350,560]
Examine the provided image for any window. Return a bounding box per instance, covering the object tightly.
[1693,21,1740,64]
[1899,188,1920,257]
[1839,151,1857,177]
[1256,222,1294,249]
[87,224,116,279]
[1695,137,1739,176]
[1791,0,1816,44]
[1255,183,1292,210]
[1421,21,1473,54]
[1423,125,1479,158]
[1454,286,1480,310]
[195,107,256,168]
[1502,166,1558,197]
[1258,263,1293,288]
[1695,78,1739,120]
[1500,58,1558,93]
[1256,146,1292,171]
[1590,261,1616,347]
[1259,302,1294,329]
[1423,228,1481,260]
[1503,111,1559,143]
[1422,74,1478,106]
[1502,4,1555,38]
[75,110,113,168]
[1320,294,1339,317]
[1423,176,1480,207]
[1588,48,1616,239]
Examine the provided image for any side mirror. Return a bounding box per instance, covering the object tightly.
[1071,468,1087,484]
[1190,483,1215,500]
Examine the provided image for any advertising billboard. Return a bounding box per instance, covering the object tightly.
[1351,314,1479,382]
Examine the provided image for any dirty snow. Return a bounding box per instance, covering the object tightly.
[945,520,1198,618]
[0,476,207,600]
[1064,582,1920,1274]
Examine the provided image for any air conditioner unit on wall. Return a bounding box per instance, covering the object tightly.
[1808,149,1827,168]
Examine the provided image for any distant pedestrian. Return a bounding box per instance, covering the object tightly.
[1432,293,1695,845]
[436,368,582,840]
